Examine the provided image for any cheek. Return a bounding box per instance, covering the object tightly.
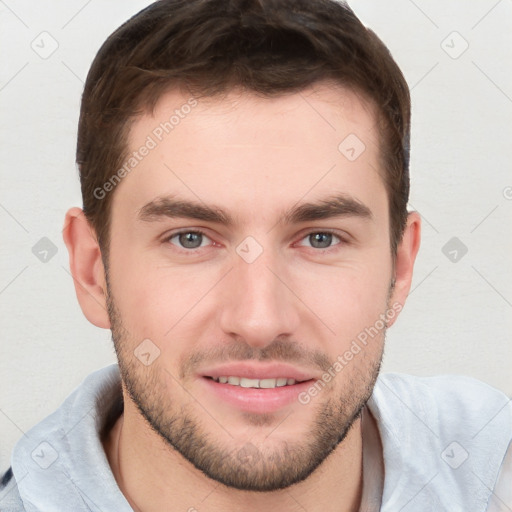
[288,255,393,340]
[107,249,222,344]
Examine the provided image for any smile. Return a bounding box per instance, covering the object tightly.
[208,376,301,388]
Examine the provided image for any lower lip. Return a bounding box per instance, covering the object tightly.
[199,377,314,414]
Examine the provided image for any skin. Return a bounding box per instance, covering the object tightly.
[63,83,420,512]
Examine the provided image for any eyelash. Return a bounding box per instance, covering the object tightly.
[163,229,348,252]
[295,230,345,251]
[164,230,215,251]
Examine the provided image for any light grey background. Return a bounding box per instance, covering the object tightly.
[1,0,511,473]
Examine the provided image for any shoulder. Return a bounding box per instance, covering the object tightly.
[371,372,512,433]
[374,371,508,399]
[368,373,512,511]
[370,372,512,457]
[0,467,25,511]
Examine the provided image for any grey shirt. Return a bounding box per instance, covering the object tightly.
[1,365,510,511]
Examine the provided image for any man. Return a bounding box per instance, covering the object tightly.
[1,0,510,510]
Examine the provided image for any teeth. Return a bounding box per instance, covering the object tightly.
[211,376,298,388]
[259,378,278,389]
[240,378,259,388]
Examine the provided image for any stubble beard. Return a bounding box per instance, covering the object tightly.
[106,286,384,492]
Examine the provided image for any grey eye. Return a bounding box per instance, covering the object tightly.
[170,231,208,249]
[308,232,334,249]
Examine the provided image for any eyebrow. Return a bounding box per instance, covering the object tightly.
[138,197,233,224]
[137,194,372,225]
[284,194,373,223]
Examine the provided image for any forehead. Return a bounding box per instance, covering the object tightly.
[112,83,386,223]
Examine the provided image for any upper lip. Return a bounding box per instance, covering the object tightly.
[198,362,320,382]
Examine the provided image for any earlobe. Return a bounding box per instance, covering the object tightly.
[62,207,111,329]
[388,211,421,327]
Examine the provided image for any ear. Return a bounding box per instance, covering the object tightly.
[387,211,421,327]
[62,207,111,328]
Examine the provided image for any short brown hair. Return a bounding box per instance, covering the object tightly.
[77,0,410,259]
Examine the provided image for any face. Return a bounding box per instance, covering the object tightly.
[105,84,398,491]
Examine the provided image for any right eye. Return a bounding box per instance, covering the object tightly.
[166,231,212,250]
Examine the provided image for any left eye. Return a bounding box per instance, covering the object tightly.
[299,232,341,249]
[168,231,211,249]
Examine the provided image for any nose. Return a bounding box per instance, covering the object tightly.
[219,248,300,348]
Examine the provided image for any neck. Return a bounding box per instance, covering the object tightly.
[104,399,364,512]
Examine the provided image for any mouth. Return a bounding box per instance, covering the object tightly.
[206,376,306,388]
[197,363,318,414]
